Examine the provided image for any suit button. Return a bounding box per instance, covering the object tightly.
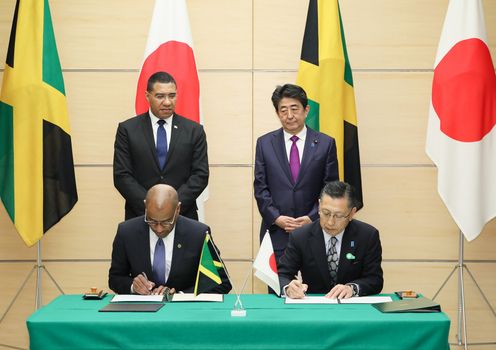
[160,176,164,180]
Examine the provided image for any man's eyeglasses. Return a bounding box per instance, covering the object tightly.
[319,210,352,222]
[144,209,176,228]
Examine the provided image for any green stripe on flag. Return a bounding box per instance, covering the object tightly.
[0,101,15,221]
[42,0,65,94]
[305,99,320,131]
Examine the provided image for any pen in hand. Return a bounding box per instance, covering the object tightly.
[141,272,154,291]
[294,274,307,296]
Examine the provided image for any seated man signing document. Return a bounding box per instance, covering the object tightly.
[278,181,383,299]
[109,184,231,295]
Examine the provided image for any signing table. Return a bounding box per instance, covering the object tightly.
[27,294,450,350]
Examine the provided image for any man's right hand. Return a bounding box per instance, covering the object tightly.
[275,215,299,232]
[132,274,155,295]
[285,279,308,299]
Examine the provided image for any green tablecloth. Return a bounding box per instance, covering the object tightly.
[27,294,450,350]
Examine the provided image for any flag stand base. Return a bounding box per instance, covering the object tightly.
[0,240,65,324]
[432,231,496,349]
[231,308,246,317]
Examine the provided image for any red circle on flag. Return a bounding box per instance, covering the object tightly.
[135,41,200,123]
[432,38,496,142]
[269,253,277,273]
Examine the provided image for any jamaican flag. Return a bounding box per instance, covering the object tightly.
[194,233,224,295]
[0,0,77,246]
[297,0,363,207]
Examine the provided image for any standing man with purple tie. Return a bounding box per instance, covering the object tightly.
[254,84,339,270]
[113,71,208,221]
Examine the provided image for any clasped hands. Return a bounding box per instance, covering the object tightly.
[133,274,176,296]
[275,215,312,233]
[286,279,353,299]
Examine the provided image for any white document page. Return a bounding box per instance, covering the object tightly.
[285,296,393,304]
[339,296,393,304]
[285,296,339,304]
[172,293,223,302]
[110,295,164,303]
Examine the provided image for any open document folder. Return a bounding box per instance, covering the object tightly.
[373,297,441,313]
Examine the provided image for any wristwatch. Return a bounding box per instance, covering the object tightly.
[346,283,359,297]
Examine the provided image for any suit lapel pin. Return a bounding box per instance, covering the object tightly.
[351,240,355,248]
[174,125,178,129]
[177,243,182,249]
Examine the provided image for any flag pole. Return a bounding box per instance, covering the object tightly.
[0,239,65,324]
[432,230,496,348]
[206,232,248,316]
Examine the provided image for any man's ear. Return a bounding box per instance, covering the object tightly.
[348,207,358,220]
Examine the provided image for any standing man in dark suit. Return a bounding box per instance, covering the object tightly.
[279,181,383,299]
[254,84,339,264]
[113,71,208,220]
[109,184,231,295]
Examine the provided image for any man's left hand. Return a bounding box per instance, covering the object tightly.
[325,284,353,299]
[151,286,176,296]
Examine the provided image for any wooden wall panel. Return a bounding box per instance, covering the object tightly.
[253,0,307,69]
[189,0,253,69]
[205,167,252,260]
[359,167,496,260]
[355,72,432,165]
[0,205,36,260]
[65,72,137,165]
[200,72,253,165]
[43,167,123,260]
[50,0,153,69]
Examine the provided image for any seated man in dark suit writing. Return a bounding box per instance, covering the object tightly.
[278,181,383,299]
[109,184,231,295]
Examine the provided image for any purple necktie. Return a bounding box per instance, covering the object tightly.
[152,239,166,286]
[289,135,300,182]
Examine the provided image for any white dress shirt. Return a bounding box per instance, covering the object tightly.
[149,110,173,150]
[149,227,175,284]
[283,126,307,163]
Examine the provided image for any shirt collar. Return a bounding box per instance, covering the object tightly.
[149,109,174,125]
[283,125,307,143]
[149,224,176,245]
[322,228,345,243]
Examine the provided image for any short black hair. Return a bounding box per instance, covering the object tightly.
[147,71,177,92]
[320,181,361,209]
[271,84,308,111]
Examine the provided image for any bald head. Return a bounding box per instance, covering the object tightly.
[145,184,179,210]
[144,185,180,238]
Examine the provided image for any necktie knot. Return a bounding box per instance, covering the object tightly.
[331,236,337,246]
[157,119,166,126]
[290,135,299,143]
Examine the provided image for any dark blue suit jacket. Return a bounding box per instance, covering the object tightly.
[108,215,231,294]
[254,127,339,251]
[278,219,383,296]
